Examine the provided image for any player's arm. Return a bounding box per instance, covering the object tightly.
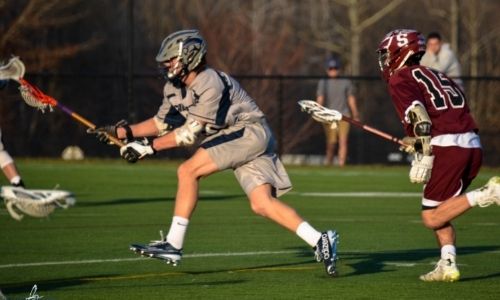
[347,95,360,121]
[316,79,325,106]
[347,81,360,120]
[405,101,432,155]
[405,101,434,184]
[120,117,206,163]
[316,95,325,106]
[116,118,159,140]
[153,117,205,150]
[88,117,161,145]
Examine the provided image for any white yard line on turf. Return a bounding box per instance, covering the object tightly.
[297,192,421,197]
[0,250,297,269]
[2,249,497,269]
[176,191,423,198]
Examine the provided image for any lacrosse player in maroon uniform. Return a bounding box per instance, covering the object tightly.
[377,29,499,282]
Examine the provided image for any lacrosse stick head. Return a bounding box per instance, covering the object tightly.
[18,78,57,113]
[298,100,343,125]
[0,56,25,81]
[1,186,75,221]
[0,57,56,112]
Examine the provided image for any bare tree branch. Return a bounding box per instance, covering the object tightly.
[357,0,405,32]
[0,0,99,71]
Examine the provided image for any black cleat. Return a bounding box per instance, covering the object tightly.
[314,230,339,277]
[130,241,182,266]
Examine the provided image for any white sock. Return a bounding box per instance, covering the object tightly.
[441,244,456,261]
[10,175,21,185]
[296,221,322,247]
[166,216,189,250]
[466,190,478,207]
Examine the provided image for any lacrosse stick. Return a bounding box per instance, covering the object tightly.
[298,100,408,147]
[1,186,76,221]
[0,57,125,147]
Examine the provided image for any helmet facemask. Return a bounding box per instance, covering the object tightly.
[158,61,185,88]
[377,49,392,81]
[156,30,207,88]
[378,50,389,72]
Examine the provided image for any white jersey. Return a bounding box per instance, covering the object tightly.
[154,68,291,196]
[155,68,264,131]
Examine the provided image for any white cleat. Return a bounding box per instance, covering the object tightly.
[475,176,500,207]
[420,258,460,282]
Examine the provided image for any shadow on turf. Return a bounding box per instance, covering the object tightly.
[181,259,314,276]
[1,275,116,295]
[1,260,314,294]
[340,245,500,278]
[3,246,498,294]
[79,194,245,207]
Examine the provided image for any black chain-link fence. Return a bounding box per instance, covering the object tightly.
[0,74,498,166]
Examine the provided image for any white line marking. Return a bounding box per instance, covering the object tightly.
[297,192,421,197]
[382,262,417,267]
[115,190,423,198]
[382,261,468,267]
[2,249,498,270]
[0,257,144,269]
[0,250,297,269]
[199,190,226,195]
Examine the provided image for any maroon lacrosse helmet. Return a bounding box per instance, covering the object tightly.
[376,29,426,81]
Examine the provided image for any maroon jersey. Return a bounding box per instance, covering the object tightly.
[388,65,477,137]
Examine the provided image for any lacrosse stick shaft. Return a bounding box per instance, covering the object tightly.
[341,115,406,146]
[55,102,125,147]
[15,78,125,147]
[298,100,409,147]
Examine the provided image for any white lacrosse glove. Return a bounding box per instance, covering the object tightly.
[120,139,155,163]
[409,154,434,184]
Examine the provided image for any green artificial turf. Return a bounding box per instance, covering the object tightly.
[0,160,499,299]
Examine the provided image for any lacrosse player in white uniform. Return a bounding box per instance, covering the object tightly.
[0,79,25,188]
[91,29,339,276]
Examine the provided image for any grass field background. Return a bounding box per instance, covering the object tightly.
[0,159,499,299]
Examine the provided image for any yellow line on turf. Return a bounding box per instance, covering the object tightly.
[233,266,316,273]
[81,271,187,281]
[80,265,317,282]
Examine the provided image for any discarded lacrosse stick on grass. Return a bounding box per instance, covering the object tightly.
[0,57,125,147]
[1,186,76,221]
[298,100,408,147]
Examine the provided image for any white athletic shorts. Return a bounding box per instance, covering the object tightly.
[200,119,292,197]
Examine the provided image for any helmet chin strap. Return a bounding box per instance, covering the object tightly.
[165,41,188,87]
[168,76,185,88]
[166,63,188,88]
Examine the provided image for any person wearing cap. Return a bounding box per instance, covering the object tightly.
[316,57,360,166]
